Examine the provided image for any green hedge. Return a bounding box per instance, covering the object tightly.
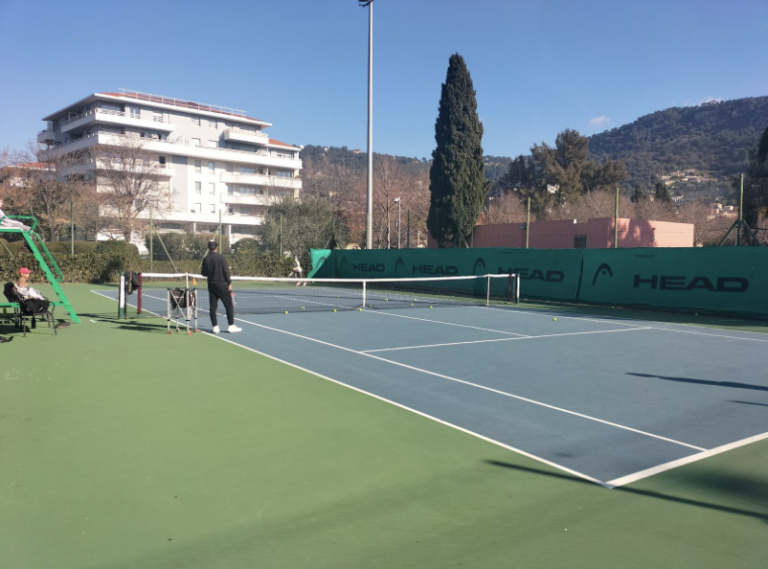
[0,240,292,284]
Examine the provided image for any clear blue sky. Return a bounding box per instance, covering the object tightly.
[1,0,767,160]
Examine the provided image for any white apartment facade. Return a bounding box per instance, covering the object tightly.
[38,89,302,247]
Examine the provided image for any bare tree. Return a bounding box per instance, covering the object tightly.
[479,191,527,225]
[1,144,90,240]
[94,137,171,240]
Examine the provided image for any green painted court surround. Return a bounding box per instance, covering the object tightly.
[1,285,766,568]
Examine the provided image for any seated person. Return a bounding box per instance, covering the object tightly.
[0,198,31,231]
[15,267,46,301]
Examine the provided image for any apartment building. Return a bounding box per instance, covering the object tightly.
[37,89,302,248]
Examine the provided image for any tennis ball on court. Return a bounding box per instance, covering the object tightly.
[301,306,305,310]
[285,311,288,314]
[430,306,433,309]
[553,317,557,321]
[333,309,337,312]
[358,308,362,311]
[385,298,388,301]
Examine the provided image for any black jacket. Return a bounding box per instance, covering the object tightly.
[201,252,231,286]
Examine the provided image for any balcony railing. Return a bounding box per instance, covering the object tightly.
[58,133,302,165]
[62,108,172,126]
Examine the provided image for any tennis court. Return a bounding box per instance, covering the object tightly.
[99,276,768,488]
[5,282,768,569]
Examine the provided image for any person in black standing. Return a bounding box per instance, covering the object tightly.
[201,241,241,334]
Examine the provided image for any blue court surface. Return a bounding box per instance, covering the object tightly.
[96,288,768,488]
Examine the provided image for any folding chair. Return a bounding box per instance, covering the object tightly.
[2,282,57,336]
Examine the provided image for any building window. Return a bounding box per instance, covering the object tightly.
[193,203,201,213]
[209,182,215,195]
[226,163,233,173]
[209,204,216,214]
[158,156,167,166]
[192,138,201,147]
[239,166,256,175]
[574,235,588,249]
[191,117,200,126]
[208,119,216,128]
[274,170,292,178]
[208,161,215,173]
[195,182,202,194]
[194,160,201,173]
[128,106,140,119]
[228,206,234,214]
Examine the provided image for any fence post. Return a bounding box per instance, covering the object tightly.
[737,174,743,247]
[526,197,530,249]
[149,207,153,272]
[614,187,619,249]
[406,210,410,248]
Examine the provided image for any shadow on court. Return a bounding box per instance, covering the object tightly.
[485,460,768,523]
[731,400,768,407]
[627,372,768,393]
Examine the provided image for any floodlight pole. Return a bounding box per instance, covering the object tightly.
[361,0,374,249]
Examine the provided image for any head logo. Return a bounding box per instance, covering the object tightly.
[395,257,405,273]
[472,257,486,275]
[592,263,613,285]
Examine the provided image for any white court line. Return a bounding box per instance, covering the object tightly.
[486,304,768,340]
[646,326,768,344]
[365,310,529,337]
[202,331,610,488]
[362,327,653,353]
[227,316,704,452]
[605,430,768,488]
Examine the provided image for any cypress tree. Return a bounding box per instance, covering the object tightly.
[427,54,486,247]
[654,181,673,203]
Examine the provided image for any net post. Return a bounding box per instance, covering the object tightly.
[118,272,126,319]
[515,274,521,304]
[137,273,143,315]
[362,280,367,309]
[508,272,513,303]
[486,274,491,306]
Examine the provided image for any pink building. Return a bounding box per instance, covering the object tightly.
[429,217,694,249]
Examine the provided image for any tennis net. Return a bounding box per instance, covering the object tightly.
[123,272,520,317]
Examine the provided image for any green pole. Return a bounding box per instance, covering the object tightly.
[149,207,153,272]
[526,197,530,249]
[406,210,410,248]
[737,174,743,247]
[279,213,283,257]
[614,187,619,249]
[70,200,74,258]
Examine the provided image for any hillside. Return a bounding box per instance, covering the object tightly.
[588,96,768,191]
[302,95,768,202]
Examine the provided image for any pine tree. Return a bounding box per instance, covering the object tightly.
[427,54,486,247]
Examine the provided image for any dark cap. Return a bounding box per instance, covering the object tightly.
[207,240,218,251]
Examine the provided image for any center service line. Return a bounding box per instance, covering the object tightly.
[362,326,653,353]
[230,316,705,452]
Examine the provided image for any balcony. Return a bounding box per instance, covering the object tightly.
[221,193,273,206]
[220,172,301,190]
[61,108,175,134]
[59,133,302,171]
[223,127,269,146]
[38,129,56,144]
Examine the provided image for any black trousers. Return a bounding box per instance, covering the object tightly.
[208,283,234,327]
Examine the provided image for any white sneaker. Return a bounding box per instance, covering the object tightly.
[228,325,242,333]
[212,325,220,334]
